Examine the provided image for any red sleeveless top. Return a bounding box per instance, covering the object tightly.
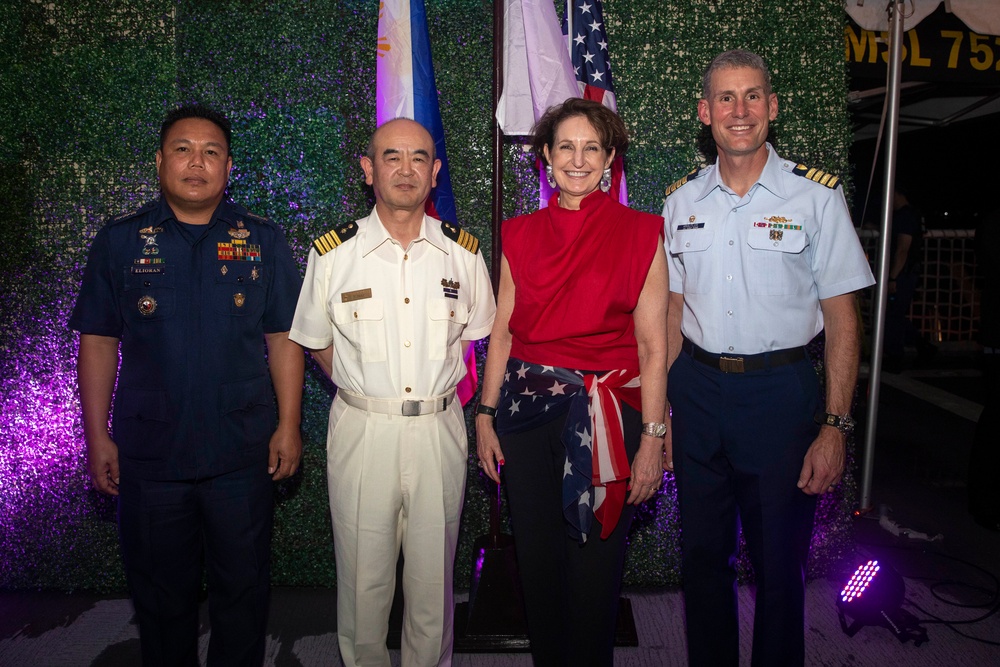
[503,190,663,372]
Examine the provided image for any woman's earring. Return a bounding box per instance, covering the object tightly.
[600,167,612,193]
[545,164,557,189]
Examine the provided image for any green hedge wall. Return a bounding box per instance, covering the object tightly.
[0,0,854,592]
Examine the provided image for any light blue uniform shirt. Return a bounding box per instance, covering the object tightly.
[663,144,875,355]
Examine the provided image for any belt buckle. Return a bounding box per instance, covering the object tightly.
[401,400,422,417]
[719,356,745,373]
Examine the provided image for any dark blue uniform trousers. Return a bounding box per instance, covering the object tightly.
[668,350,821,667]
[118,464,273,667]
[500,403,642,667]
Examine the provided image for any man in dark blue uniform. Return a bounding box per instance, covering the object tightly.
[70,104,304,666]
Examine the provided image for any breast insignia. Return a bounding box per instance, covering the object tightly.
[313,223,359,256]
[440,221,480,255]
[792,164,841,189]
[665,167,702,198]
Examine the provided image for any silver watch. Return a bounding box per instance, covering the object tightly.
[816,412,856,436]
[642,422,668,438]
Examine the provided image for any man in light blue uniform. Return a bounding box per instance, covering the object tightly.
[662,50,874,666]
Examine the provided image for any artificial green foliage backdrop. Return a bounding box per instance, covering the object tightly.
[0,0,854,592]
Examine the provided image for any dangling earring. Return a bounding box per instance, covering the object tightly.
[600,167,612,193]
[545,164,557,189]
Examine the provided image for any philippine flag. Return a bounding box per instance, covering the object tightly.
[376,0,477,404]
[376,0,456,224]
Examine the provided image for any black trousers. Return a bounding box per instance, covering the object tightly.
[500,403,641,667]
[117,464,273,667]
[669,351,821,667]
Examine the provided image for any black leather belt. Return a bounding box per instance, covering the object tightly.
[682,338,807,373]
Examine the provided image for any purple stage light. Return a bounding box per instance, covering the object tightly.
[837,558,928,645]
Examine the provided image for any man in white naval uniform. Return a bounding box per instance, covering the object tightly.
[290,118,495,667]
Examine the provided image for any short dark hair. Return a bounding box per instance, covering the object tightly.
[701,49,773,99]
[530,97,629,165]
[159,104,232,154]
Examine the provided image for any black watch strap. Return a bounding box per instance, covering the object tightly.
[476,403,498,418]
[815,411,855,435]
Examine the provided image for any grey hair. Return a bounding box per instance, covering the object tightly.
[701,49,773,99]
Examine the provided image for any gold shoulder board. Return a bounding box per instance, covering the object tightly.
[792,164,841,189]
[665,167,702,198]
[440,221,480,255]
[312,222,359,256]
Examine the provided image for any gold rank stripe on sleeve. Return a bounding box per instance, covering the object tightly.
[665,167,701,198]
[440,221,480,255]
[312,222,358,256]
[792,164,840,189]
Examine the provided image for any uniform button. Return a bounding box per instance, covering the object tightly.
[143,280,151,287]
[726,274,733,281]
[238,276,244,282]
[773,242,779,247]
[727,310,733,317]
[404,297,410,304]
[728,346,735,352]
[247,402,254,410]
[404,341,411,348]
[405,387,412,393]
[404,253,409,260]
[685,242,691,248]
[450,310,455,317]
[354,312,358,319]
[728,240,734,246]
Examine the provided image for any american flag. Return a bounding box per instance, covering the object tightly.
[563,0,628,204]
[496,357,639,542]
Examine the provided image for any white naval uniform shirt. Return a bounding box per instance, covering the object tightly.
[290,207,496,398]
[662,144,875,355]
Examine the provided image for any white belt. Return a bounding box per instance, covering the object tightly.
[337,389,456,417]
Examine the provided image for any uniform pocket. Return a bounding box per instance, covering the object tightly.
[220,376,275,450]
[214,273,265,317]
[113,388,171,461]
[123,269,176,322]
[427,298,469,360]
[746,224,809,296]
[332,298,388,363]
[668,226,716,294]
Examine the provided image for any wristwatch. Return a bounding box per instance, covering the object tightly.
[815,412,856,436]
[641,422,668,438]
[475,403,498,418]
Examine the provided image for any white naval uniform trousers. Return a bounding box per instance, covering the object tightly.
[290,207,496,667]
[326,394,467,667]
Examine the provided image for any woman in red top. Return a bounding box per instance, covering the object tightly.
[476,98,669,666]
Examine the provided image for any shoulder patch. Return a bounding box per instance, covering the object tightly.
[243,210,271,225]
[107,201,155,225]
[791,164,841,189]
[312,222,359,256]
[665,167,702,198]
[440,221,480,255]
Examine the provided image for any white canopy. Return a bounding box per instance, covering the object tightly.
[845,0,1000,36]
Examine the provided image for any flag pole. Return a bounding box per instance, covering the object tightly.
[491,0,504,289]
[566,0,573,57]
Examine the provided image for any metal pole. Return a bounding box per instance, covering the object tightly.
[860,0,904,511]
[566,1,573,58]
[491,0,504,289]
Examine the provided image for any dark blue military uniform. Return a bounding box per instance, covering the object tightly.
[70,198,301,666]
